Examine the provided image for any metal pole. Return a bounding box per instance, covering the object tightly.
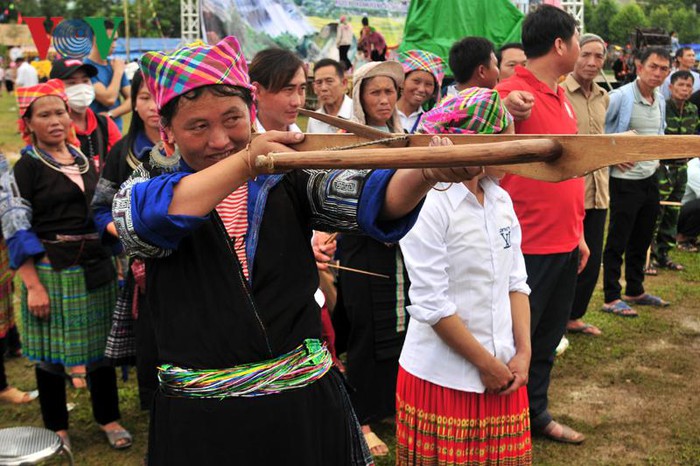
[123,0,130,61]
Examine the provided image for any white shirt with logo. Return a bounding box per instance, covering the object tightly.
[399,178,530,393]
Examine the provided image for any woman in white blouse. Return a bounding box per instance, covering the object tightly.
[397,88,533,465]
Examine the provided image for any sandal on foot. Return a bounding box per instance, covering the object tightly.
[677,241,698,252]
[567,322,602,336]
[539,420,585,444]
[624,293,670,307]
[363,431,388,457]
[644,264,658,276]
[56,431,71,452]
[0,386,37,404]
[69,372,87,389]
[654,258,684,271]
[102,426,133,450]
[601,301,638,318]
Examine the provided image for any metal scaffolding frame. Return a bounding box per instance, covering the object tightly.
[180,0,200,42]
[561,0,585,30]
[512,1,585,30]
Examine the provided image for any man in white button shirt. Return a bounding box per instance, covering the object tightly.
[307,58,353,134]
[15,57,38,88]
[249,48,305,133]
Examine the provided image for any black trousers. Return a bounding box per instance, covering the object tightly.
[678,199,700,239]
[338,45,352,70]
[603,176,660,303]
[6,325,20,352]
[370,49,386,62]
[525,249,579,431]
[570,209,607,320]
[0,338,7,391]
[36,363,120,431]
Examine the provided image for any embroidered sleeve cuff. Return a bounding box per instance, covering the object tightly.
[7,229,45,270]
[358,169,423,243]
[407,301,458,326]
[130,173,208,250]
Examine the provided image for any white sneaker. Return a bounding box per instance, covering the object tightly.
[555,336,570,357]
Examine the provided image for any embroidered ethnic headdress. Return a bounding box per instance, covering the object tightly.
[139,36,256,119]
[399,50,445,91]
[418,87,513,135]
[15,79,71,144]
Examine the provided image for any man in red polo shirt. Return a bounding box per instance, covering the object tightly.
[496,5,589,444]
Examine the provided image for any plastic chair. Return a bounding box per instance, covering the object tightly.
[0,427,73,466]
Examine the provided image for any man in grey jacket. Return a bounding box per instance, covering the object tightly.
[602,46,671,317]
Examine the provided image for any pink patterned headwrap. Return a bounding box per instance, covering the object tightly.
[419,87,513,135]
[139,36,256,122]
[400,50,445,91]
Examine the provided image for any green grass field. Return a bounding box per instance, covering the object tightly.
[1,90,699,465]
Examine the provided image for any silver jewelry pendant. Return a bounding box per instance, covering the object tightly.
[150,141,181,170]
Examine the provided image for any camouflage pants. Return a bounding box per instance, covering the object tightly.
[652,163,688,259]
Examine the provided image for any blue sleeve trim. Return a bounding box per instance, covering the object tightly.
[130,172,209,250]
[357,169,423,243]
[93,205,115,240]
[7,229,45,270]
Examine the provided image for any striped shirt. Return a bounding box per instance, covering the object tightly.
[216,184,249,279]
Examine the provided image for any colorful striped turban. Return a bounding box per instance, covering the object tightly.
[400,50,445,89]
[139,36,256,117]
[418,87,513,135]
[16,79,67,118]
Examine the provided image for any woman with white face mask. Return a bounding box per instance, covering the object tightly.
[49,59,122,173]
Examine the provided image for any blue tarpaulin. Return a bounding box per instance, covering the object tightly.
[111,37,184,61]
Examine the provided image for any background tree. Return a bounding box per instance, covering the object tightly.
[586,0,619,42]
[670,7,700,42]
[609,3,648,45]
[649,5,672,33]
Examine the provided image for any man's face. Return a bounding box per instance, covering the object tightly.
[573,41,605,82]
[638,54,671,90]
[478,52,500,89]
[499,47,527,80]
[312,65,346,108]
[669,76,694,102]
[561,31,581,74]
[256,66,306,130]
[680,49,696,70]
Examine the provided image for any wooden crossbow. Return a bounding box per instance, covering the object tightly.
[254,109,700,183]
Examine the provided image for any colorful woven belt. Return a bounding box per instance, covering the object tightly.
[158,339,332,399]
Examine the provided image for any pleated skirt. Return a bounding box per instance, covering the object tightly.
[396,366,532,466]
[21,263,117,367]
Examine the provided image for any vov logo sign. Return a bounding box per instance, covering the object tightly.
[22,17,124,61]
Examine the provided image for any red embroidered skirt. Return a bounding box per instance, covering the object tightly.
[396,365,532,466]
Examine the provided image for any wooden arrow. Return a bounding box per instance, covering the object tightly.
[254,133,700,183]
[297,108,409,146]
